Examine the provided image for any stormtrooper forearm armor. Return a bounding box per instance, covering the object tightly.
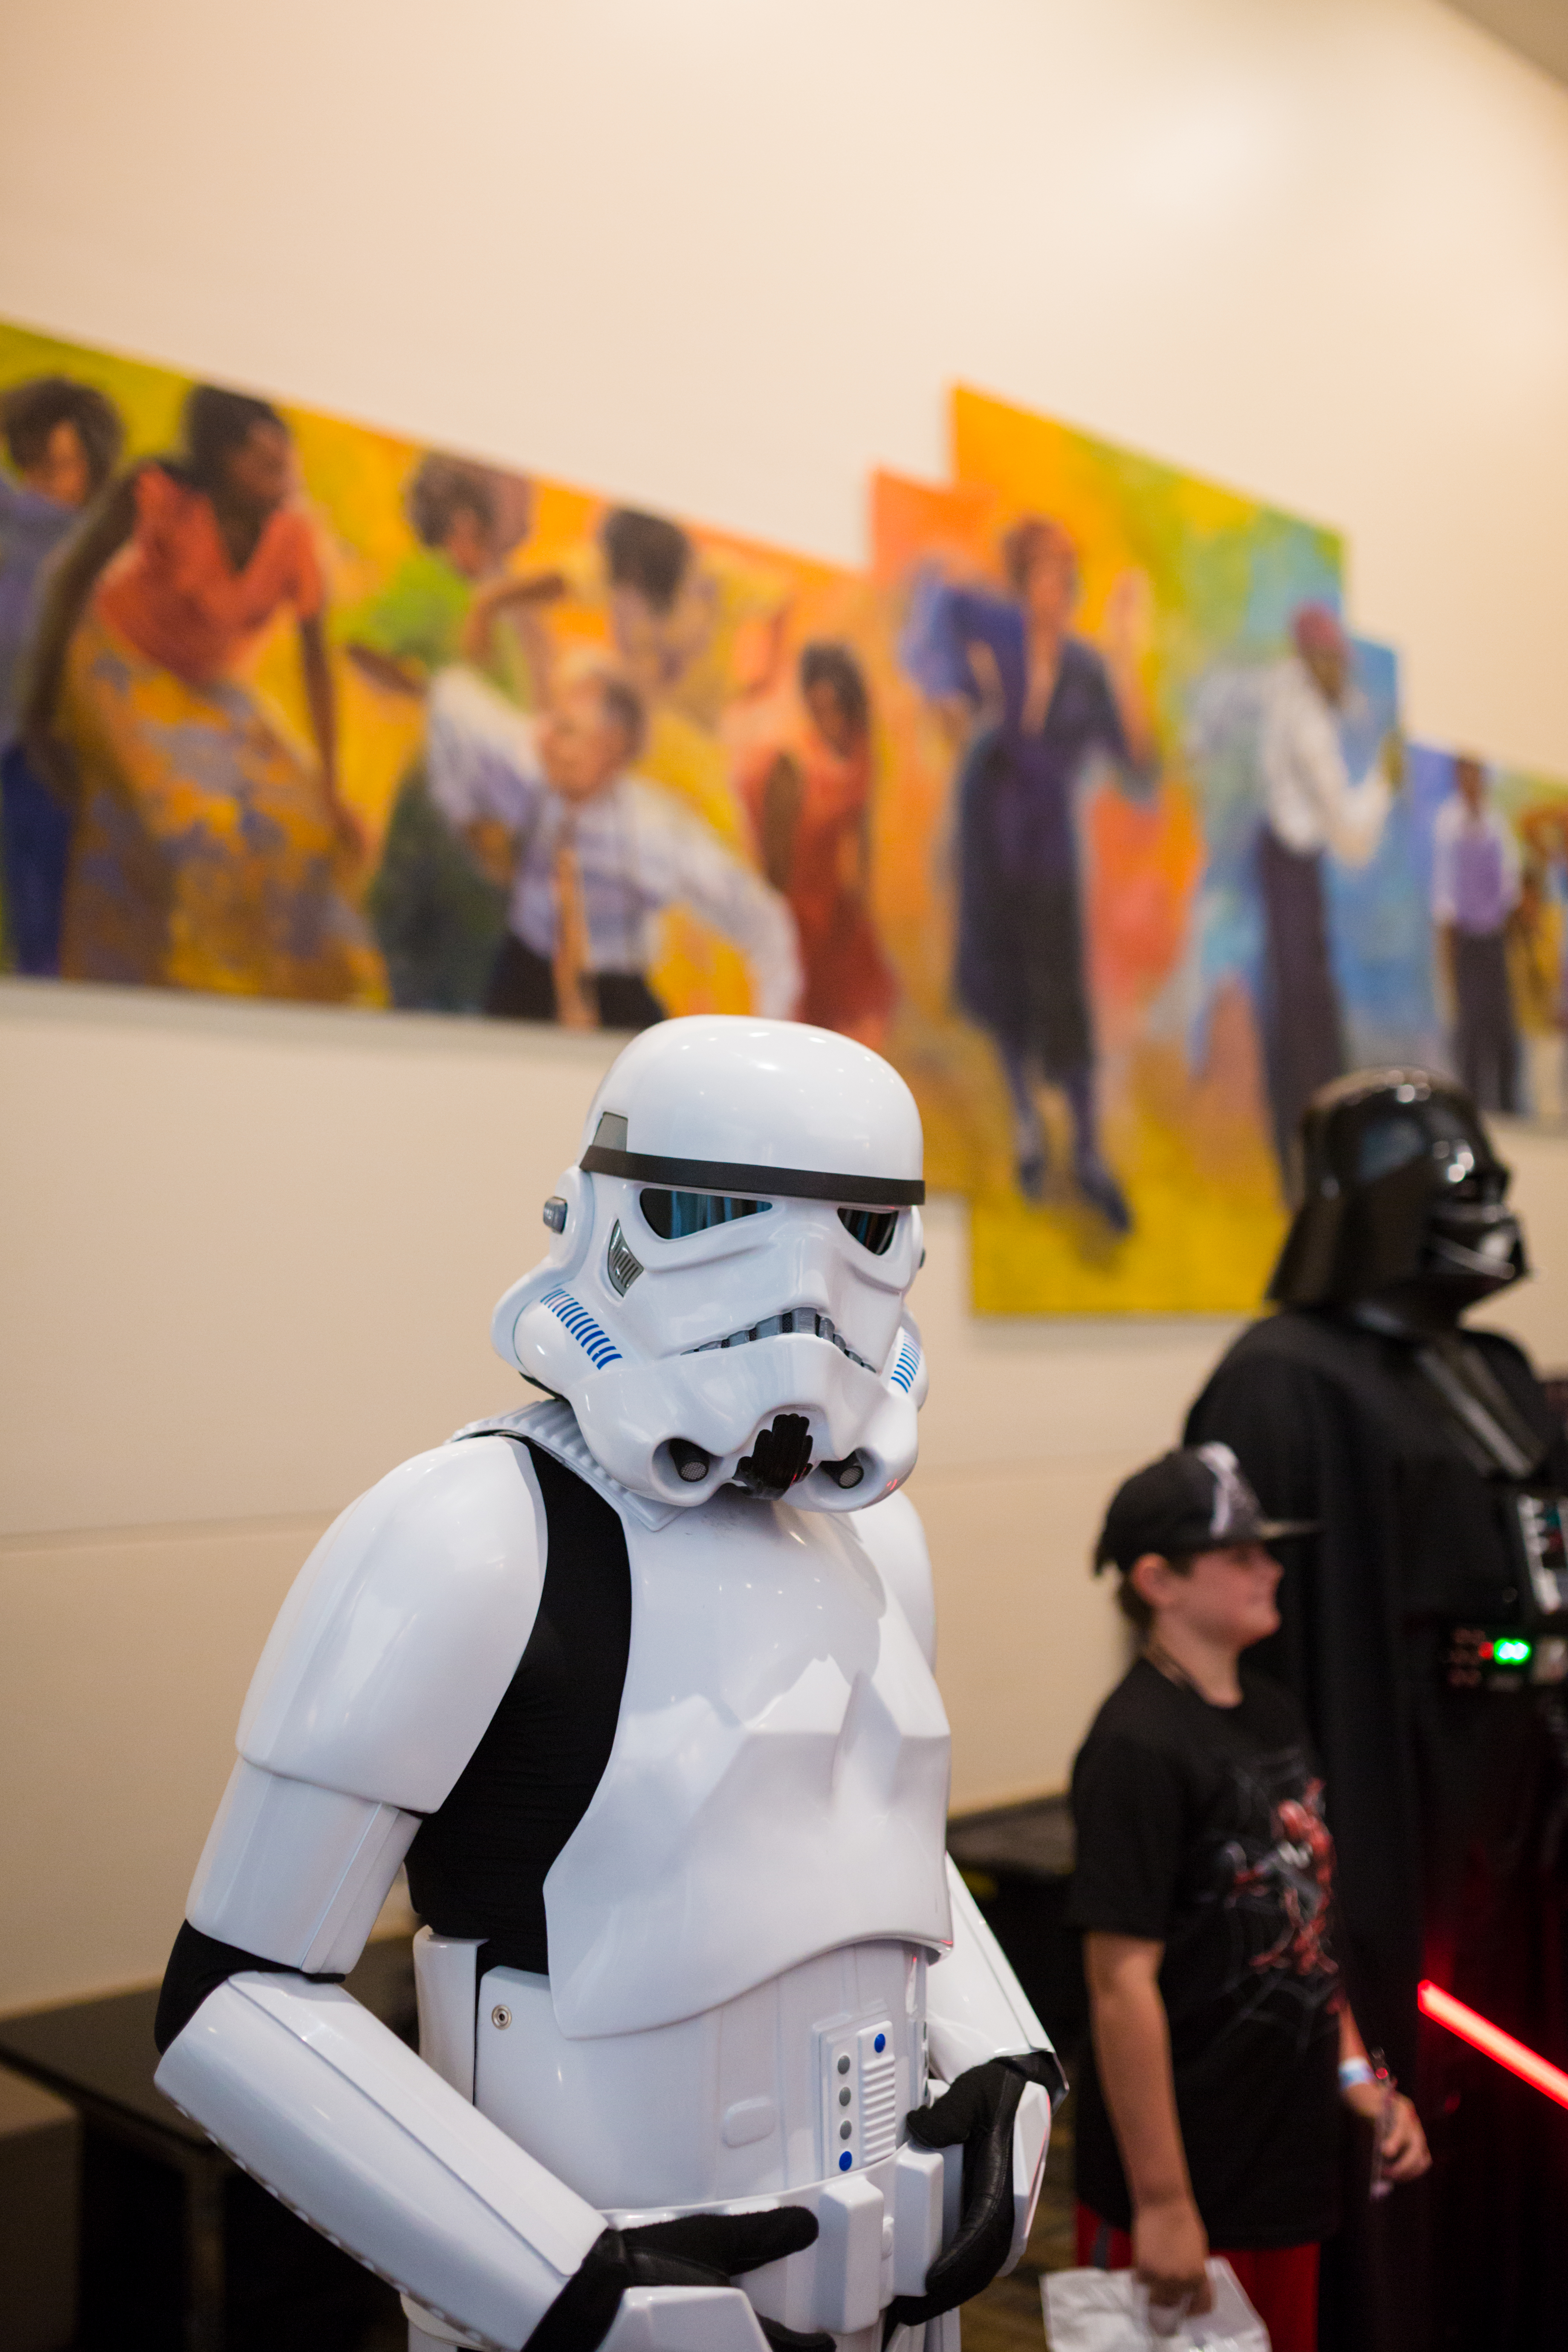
[157,1758,603,2351]
[162,1962,603,2351]
[927,1863,1057,2276]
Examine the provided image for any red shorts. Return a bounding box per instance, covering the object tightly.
[1074,2204,1319,2352]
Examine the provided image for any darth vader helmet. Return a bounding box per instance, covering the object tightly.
[1267,1068,1526,1319]
[491,1016,928,1509]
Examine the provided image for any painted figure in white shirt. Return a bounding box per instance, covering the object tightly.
[1256,605,1400,1182]
[428,659,801,1030]
[1431,755,1522,1113]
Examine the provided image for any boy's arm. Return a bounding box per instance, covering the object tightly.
[1083,1931,1212,2315]
[1337,2005,1431,2182]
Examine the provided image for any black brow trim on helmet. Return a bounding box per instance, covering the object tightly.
[579,1144,924,1208]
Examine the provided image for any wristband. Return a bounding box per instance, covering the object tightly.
[1338,2057,1375,2091]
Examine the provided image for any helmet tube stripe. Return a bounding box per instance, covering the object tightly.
[581,1143,923,1207]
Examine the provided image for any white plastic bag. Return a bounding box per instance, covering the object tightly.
[1041,2258,1270,2351]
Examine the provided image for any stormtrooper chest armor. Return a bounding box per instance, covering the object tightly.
[535,1435,953,2041]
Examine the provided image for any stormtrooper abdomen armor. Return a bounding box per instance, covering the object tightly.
[153,1019,1059,2352]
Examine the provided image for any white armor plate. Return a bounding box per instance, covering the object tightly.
[470,1942,924,2208]
[540,1475,952,2038]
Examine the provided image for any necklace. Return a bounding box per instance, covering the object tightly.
[1144,1638,1233,1707]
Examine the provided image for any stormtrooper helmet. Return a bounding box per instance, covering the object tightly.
[491,1016,929,1509]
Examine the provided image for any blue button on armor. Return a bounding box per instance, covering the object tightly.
[874,2033,886,2052]
[839,2150,853,2171]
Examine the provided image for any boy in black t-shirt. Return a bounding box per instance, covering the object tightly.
[1069,1445,1429,2351]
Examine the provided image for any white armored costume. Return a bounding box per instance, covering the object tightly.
[154,1018,1063,2352]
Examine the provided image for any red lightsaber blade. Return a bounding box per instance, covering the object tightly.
[1418,1980,1568,2111]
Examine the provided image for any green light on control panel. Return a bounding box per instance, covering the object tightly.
[1494,1637,1533,1666]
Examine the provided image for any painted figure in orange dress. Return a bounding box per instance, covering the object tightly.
[22,385,383,1003]
[740,641,896,1048]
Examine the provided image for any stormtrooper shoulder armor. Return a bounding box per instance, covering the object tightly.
[239,1435,550,1813]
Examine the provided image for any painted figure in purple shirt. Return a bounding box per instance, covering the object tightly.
[0,376,123,974]
[1432,755,1522,1113]
[903,517,1157,1230]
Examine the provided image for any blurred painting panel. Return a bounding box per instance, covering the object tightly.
[4,321,1558,1310]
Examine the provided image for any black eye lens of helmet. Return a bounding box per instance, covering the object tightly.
[640,1189,772,1239]
[1354,1114,1427,1187]
[838,1206,899,1256]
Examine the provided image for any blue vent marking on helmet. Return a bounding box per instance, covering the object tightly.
[541,1287,622,1369]
[890,1340,920,1393]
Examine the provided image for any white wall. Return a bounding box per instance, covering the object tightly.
[5,0,1568,771]
[3,0,1568,2010]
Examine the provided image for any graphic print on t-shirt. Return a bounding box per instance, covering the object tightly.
[1068,1672,1343,2061]
[1069,1664,1345,2245]
[1209,1746,1339,2046]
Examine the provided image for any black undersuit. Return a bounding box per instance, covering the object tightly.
[155,1438,631,2053]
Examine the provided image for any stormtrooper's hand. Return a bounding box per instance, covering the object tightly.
[885,2055,1061,2326]
[527,2208,833,2352]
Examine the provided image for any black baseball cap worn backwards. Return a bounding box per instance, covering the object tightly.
[1093,1443,1318,1576]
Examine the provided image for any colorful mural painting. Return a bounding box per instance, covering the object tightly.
[870,389,1346,1310]
[0,319,1562,1312]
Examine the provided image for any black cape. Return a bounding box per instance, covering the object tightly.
[1186,1308,1568,2351]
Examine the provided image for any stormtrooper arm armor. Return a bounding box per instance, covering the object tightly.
[158,1765,606,2351]
[152,1439,612,2352]
[927,1859,1051,2083]
[918,1860,1063,2281]
[859,1493,1062,2289]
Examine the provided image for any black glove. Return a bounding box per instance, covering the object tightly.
[527,2207,834,2352]
[884,2053,1064,2331]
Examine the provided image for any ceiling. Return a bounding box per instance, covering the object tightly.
[1445,0,1568,88]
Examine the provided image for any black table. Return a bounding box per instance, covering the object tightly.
[0,1938,416,2352]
